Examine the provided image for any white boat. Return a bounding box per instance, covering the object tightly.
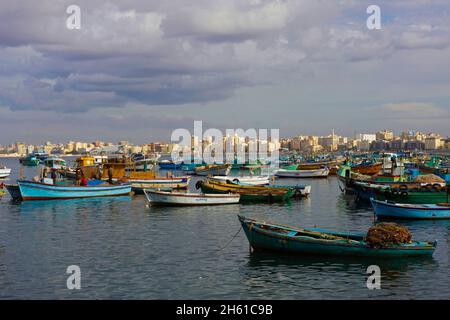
[275,167,329,178]
[0,167,12,179]
[210,175,270,185]
[144,189,240,206]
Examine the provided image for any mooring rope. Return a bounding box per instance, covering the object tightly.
[216,226,242,253]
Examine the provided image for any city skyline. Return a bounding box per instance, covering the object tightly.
[1,128,449,156]
[1,1,450,143]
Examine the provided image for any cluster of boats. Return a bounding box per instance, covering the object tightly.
[2,151,449,259]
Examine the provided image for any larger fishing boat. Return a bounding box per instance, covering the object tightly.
[102,159,190,193]
[15,179,131,201]
[238,216,436,258]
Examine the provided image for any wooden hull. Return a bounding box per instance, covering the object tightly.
[17,180,131,201]
[239,216,436,258]
[371,199,450,219]
[144,190,240,206]
[199,180,295,202]
[275,168,329,178]
[126,177,190,193]
[351,163,382,175]
[194,165,231,176]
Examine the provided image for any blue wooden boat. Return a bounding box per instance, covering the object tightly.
[158,161,182,170]
[238,215,436,258]
[17,180,131,201]
[371,198,450,219]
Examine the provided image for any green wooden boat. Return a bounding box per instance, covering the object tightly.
[238,216,436,258]
[198,180,295,203]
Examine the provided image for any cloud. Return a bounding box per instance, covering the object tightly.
[374,102,449,119]
[0,0,450,142]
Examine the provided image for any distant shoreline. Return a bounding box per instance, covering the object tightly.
[0,154,79,158]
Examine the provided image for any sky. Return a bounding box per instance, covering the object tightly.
[0,0,450,144]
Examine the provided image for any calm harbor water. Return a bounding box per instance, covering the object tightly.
[0,157,449,299]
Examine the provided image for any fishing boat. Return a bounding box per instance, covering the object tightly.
[101,159,190,193]
[194,164,231,176]
[124,176,191,193]
[197,178,296,202]
[350,161,382,175]
[292,161,340,175]
[19,154,40,166]
[15,179,131,201]
[371,198,450,219]
[129,153,155,171]
[210,175,270,185]
[144,190,240,206]
[33,152,49,162]
[158,157,182,170]
[180,162,205,174]
[0,166,11,178]
[43,157,67,170]
[275,167,329,178]
[352,180,449,204]
[238,215,436,258]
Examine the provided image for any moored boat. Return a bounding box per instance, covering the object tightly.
[19,154,40,166]
[125,176,191,193]
[197,178,296,202]
[275,167,329,178]
[0,166,12,178]
[238,215,436,258]
[16,180,131,201]
[194,164,231,176]
[144,190,240,206]
[210,175,270,185]
[371,198,450,219]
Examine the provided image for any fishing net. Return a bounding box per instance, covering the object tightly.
[413,174,445,183]
[365,223,412,248]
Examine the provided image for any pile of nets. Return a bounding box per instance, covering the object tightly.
[413,174,445,183]
[365,223,412,248]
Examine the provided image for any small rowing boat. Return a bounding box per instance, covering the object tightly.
[238,215,436,258]
[144,190,240,206]
[275,167,329,178]
[371,198,450,219]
